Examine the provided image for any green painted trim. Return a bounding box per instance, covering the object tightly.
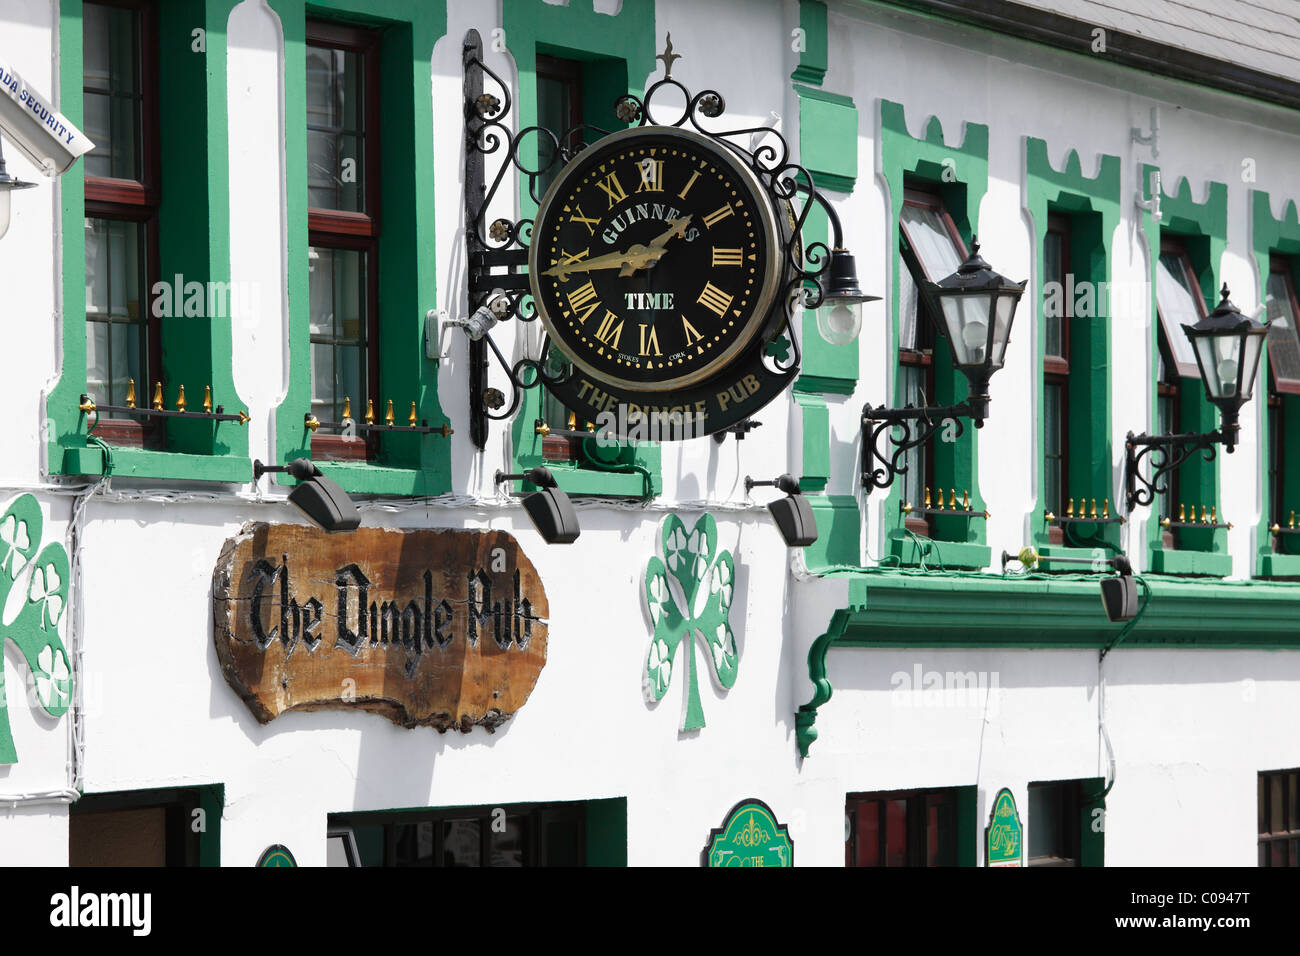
[49,0,253,480]
[1139,167,1229,568]
[888,533,991,570]
[1250,190,1300,576]
[956,785,977,867]
[198,783,224,867]
[804,494,861,567]
[794,374,856,395]
[795,392,829,492]
[795,204,859,393]
[503,0,661,497]
[1147,548,1233,577]
[792,0,828,86]
[796,609,851,758]
[879,99,989,549]
[794,83,858,194]
[1023,138,1120,549]
[584,796,628,866]
[1079,776,1105,867]
[268,0,450,497]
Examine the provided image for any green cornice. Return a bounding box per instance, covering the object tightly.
[796,569,1300,756]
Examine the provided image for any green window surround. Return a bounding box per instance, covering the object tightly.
[796,570,1300,757]
[1251,190,1300,578]
[791,0,828,87]
[269,0,450,497]
[503,0,661,500]
[50,0,253,483]
[1024,139,1121,561]
[1140,167,1230,576]
[879,100,989,570]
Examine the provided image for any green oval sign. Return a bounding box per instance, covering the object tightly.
[985,788,1023,867]
[257,844,297,867]
[703,798,793,867]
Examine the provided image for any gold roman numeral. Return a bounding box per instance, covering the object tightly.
[636,159,664,193]
[595,310,624,349]
[638,323,662,356]
[566,281,601,324]
[557,247,590,266]
[569,205,601,236]
[681,315,703,347]
[678,170,701,200]
[711,247,743,267]
[697,282,734,317]
[596,172,627,208]
[702,203,734,228]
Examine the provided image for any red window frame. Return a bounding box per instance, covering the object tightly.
[306,20,382,462]
[83,0,161,448]
[1043,213,1072,544]
[846,788,959,867]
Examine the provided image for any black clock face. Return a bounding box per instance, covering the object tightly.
[530,127,783,392]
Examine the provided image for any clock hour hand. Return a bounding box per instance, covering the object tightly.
[615,216,695,276]
[541,249,643,281]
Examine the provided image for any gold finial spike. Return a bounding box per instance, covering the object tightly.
[1103,498,1110,519]
[535,421,551,437]
[1291,510,1296,530]
[176,384,187,413]
[924,487,932,509]
[385,399,394,427]
[304,413,320,433]
[949,490,956,512]
[1228,522,1234,531]
[901,501,913,515]
[1211,505,1217,525]
[126,379,136,409]
[365,399,375,425]
[962,489,970,511]
[567,412,577,430]
[1178,503,1186,522]
[1090,498,1098,519]
[1067,498,1075,517]
[237,410,250,425]
[1200,505,1208,524]
[409,402,418,427]
[936,489,945,508]
[343,396,353,420]
[152,381,164,410]
[1161,517,1171,528]
[1045,511,1056,524]
[203,385,212,414]
[78,396,96,414]
[1271,523,1281,536]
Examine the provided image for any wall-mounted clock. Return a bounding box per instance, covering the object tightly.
[529,126,789,394]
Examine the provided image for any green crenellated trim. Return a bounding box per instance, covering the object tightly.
[1139,167,1229,569]
[48,0,253,483]
[269,0,450,496]
[804,494,861,567]
[1250,190,1300,575]
[792,0,828,86]
[795,569,1300,755]
[879,100,990,561]
[1023,138,1121,550]
[503,0,661,496]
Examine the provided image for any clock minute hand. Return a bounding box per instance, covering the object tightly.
[615,216,695,277]
[646,215,693,252]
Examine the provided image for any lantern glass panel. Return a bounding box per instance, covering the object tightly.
[1240,331,1265,402]
[991,291,1016,368]
[940,293,991,366]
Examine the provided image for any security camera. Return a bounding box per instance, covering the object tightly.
[0,59,94,175]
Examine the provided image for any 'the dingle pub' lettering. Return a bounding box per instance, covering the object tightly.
[213,524,550,732]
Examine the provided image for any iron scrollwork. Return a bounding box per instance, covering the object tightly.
[1123,429,1221,511]
[462,30,832,448]
[860,400,974,493]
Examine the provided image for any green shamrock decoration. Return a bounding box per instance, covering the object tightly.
[0,494,73,765]
[643,514,737,731]
[764,334,791,364]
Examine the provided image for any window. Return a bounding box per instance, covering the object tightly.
[1043,215,1070,541]
[70,786,220,866]
[846,787,961,867]
[306,21,381,462]
[1265,261,1300,551]
[1028,780,1081,866]
[328,801,591,867]
[1259,768,1300,867]
[82,0,159,447]
[1154,240,1208,546]
[897,187,966,533]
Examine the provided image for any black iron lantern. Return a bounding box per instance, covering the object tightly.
[815,249,880,346]
[1183,285,1267,449]
[922,239,1026,423]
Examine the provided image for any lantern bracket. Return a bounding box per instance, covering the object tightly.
[1123,427,1231,512]
[860,398,981,493]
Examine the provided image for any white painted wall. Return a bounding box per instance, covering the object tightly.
[0,0,1296,866]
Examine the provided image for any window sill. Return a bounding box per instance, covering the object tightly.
[887,533,990,570]
[59,445,252,483]
[312,461,449,498]
[1147,548,1232,577]
[1256,553,1300,579]
[518,461,658,499]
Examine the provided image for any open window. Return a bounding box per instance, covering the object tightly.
[1266,259,1300,553]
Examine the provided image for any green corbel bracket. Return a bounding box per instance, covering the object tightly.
[795,608,851,758]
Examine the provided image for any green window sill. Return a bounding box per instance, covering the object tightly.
[60,446,252,483]
[888,534,991,570]
[1256,553,1300,579]
[1148,548,1232,577]
[1036,544,1113,567]
[312,461,450,498]
[519,461,660,499]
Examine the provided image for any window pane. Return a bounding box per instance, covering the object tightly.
[1044,230,1065,358]
[488,815,525,867]
[393,821,434,866]
[854,801,880,867]
[83,2,140,182]
[306,45,365,213]
[899,256,921,351]
[1156,253,1202,374]
[441,819,481,867]
[85,218,147,409]
[1044,383,1062,515]
[536,72,573,198]
[900,365,927,509]
[900,204,963,282]
[309,246,368,422]
[1265,272,1300,385]
[884,799,907,867]
[1029,784,1061,860]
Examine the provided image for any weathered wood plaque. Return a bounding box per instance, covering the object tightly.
[212,523,548,732]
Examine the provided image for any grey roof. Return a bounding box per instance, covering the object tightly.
[1013,0,1300,81]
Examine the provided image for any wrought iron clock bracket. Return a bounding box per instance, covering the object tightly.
[859,398,981,493]
[461,29,841,450]
[1123,427,1230,511]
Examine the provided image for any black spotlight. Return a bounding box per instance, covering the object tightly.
[495,467,580,544]
[745,474,818,547]
[253,458,361,532]
[1100,555,1139,623]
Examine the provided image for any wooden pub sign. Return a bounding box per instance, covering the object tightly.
[212,524,549,732]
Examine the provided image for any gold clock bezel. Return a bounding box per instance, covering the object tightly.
[528,125,786,393]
